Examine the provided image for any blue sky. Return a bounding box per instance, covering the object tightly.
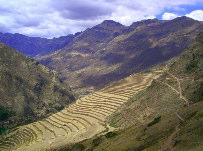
[157,3,203,19]
[0,0,202,38]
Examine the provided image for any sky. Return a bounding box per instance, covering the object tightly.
[0,0,202,38]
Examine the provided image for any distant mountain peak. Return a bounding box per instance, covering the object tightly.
[130,18,160,28]
[0,32,75,57]
[97,20,124,28]
[162,16,200,28]
[174,16,195,21]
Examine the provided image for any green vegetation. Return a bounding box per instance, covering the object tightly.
[54,143,85,151]
[0,106,13,121]
[71,144,85,151]
[147,116,161,127]
[105,132,118,138]
[0,127,7,135]
[186,57,198,72]
[0,43,75,131]
[33,76,48,94]
[185,37,203,73]
[187,84,202,103]
[92,137,103,147]
[0,106,12,135]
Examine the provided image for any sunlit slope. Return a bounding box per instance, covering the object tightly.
[0,69,164,151]
[57,33,202,151]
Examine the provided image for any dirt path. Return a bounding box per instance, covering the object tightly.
[157,72,190,106]
[167,73,190,106]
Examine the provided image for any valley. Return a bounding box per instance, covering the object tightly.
[37,17,202,96]
[0,15,202,151]
[0,67,164,151]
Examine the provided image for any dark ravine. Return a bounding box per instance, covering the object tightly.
[0,43,75,133]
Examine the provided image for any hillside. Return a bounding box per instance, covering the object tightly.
[0,44,75,133]
[56,32,203,151]
[0,33,202,151]
[38,17,202,96]
[0,33,78,57]
[0,63,164,151]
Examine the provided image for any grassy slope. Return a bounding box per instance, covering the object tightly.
[55,33,203,151]
[0,44,75,133]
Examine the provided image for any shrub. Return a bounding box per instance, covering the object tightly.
[71,143,85,151]
[0,106,13,121]
[147,116,161,127]
[185,52,200,73]
[92,137,102,147]
[105,132,118,138]
[186,60,198,72]
[190,82,203,103]
[33,76,48,94]
[0,127,7,135]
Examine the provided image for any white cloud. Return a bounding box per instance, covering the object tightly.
[186,10,203,21]
[162,12,179,20]
[0,0,202,38]
[109,5,156,25]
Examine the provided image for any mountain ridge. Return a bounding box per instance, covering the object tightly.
[0,16,199,57]
[0,33,76,57]
[38,16,203,96]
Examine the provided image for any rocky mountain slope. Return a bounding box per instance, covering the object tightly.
[0,32,202,151]
[0,44,75,133]
[0,33,78,57]
[38,17,202,96]
[55,32,203,151]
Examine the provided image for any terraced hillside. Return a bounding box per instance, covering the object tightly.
[55,33,203,151]
[0,68,164,151]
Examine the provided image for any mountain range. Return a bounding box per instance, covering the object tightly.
[36,16,202,96]
[0,17,202,97]
[0,14,202,151]
[0,32,81,57]
[0,31,202,151]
